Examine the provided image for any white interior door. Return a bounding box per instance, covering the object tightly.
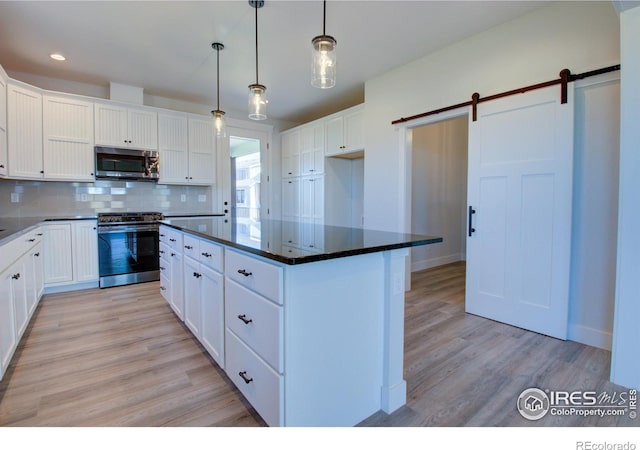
[465,85,574,339]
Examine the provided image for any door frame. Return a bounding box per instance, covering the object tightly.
[216,118,273,221]
[395,106,470,289]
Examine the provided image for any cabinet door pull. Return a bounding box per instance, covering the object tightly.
[468,206,477,237]
[0,164,4,168]
[237,314,253,325]
[171,252,176,257]
[160,286,166,291]
[169,238,176,242]
[160,266,165,271]
[159,250,165,254]
[27,238,36,242]
[201,252,212,258]
[11,273,20,280]
[237,269,252,277]
[34,252,40,257]
[193,272,202,278]
[37,233,43,236]
[184,245,193,250]
[238,371,253,384]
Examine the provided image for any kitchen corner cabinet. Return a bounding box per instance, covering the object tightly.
[94,102,158,151]
[43,220,98,287]
[0,227,44,381]
[325,105,364,157]
[0,68,8,177]
[7,82,43,179]
[43,94,95,181]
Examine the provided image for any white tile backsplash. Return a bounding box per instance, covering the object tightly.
[0,179,215,218]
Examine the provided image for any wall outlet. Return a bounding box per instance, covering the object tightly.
[181,194,187,202]
[80,193,88,202]
[10,193,19,203]
[198,194,206,202]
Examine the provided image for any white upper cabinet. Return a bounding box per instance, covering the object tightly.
[186,115,216,185]
[281,130,301,178]
[325,105,364,157]
[94,102,158,151]
[0,66,7,177]
[158,111,189,184]
[300,122,324,176]
[7,82,43,179]
[43,94,95,181]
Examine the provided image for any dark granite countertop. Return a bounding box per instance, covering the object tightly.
[163,213,225,218]
[161,217,443,265]
[0,216,97,246]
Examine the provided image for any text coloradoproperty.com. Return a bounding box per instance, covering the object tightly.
[576,442,636,450]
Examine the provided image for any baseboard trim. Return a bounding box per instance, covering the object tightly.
[411,253,463,272]
[568,323,613,351]
[44,281,99,294]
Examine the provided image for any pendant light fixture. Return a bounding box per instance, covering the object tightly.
[311,0,336,89]
[248,0,267,120]
[211,42,226,137]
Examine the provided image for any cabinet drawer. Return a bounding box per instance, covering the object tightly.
[225,249,282,304]
[159,273,170,302]
[165,228,183,250]
[159,256,169,276]
[182,234,200,260]
[226,279,282,372]
[0,227,42,274]
[159,242,170,259]
[198,239,223,273]
[225,330,282,427]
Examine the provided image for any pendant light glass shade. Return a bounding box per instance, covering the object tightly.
[311,35,337,89]
[211,42,226,137]
[311,0,336,89]
[212,109,226,137]
[248,83,267,120]
[248,1,267,120]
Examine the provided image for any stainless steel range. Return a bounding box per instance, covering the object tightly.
[97,212,164,288]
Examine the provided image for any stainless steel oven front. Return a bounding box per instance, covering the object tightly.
[97,213,162,288]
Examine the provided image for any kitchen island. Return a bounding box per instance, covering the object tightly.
[160,217,442,426]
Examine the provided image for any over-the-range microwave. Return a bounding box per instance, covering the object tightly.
[94,146,159,181]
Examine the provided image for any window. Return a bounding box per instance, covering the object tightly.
[236,189,246,205]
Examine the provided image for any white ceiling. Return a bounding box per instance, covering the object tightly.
[0,1,550,124]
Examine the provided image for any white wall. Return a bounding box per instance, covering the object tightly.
[325,157,365,228]
[364,1,620,232]
[411,116,468,271]
[569,74,620,350]
[611,5,640,390]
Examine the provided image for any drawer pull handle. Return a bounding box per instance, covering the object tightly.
[201,252,212,258]
[193,272,202,278]
[160,266,165,271]
[169,238,176,242]
[159,250,165,254]
[171,252,176,257]
[184,245,193,250]
[34,252,40,257]
[237,269,253,277]
[160,286,166,291]
[11,273,20,280]
[237,314,253,325]
[27,238,36,242]
[37,233,43,236]
[238,371,253,384]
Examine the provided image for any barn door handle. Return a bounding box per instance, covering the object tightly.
[468,206,476,236]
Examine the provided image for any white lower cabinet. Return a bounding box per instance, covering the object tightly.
[0,226,45,381]
[44,220,98,289]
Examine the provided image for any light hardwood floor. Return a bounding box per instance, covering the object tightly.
[0,262,636,427]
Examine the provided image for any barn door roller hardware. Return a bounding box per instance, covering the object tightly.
[392,64,620,125]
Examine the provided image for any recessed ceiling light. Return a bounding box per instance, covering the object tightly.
[49,53,66,61]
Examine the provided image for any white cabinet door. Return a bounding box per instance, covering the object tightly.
[43,223,73,285]
[465,84,574,340]
[158,112,189,184]
[0,266,17,379]
[282,178,300,218]
[73,221,98,282]
[170,250,184,320]
[300,123,324,176]
[183,256,202,338]
[282,131,300,178]
[11,258,28,338]
[200,265,224,367]
[94,103,128,147]
[300,176,324,251]
[7,83,43,179]
[0,72,7,177]
[325,116,343,156]
[187,116,215,185]
[128,107,158,151]
[343,109,364,153]
[43,95,95,181]
[32,241,44,305]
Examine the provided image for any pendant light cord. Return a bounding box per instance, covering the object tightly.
[323,0,326,36]
[255,4,259,84]
[216,47,220,110]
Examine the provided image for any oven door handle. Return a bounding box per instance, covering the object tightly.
[98,224,159,233]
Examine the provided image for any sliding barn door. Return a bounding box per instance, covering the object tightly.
[465,85,574,339]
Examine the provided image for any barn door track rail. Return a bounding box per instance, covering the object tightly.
[391,64,620,125]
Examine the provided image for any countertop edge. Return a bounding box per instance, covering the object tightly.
[0,216,97,246]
